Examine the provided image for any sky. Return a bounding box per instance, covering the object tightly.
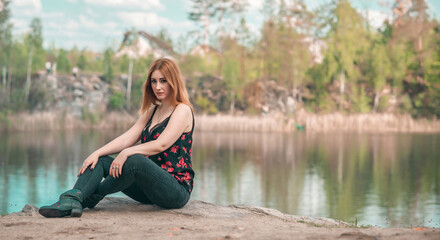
[8,0,440,52]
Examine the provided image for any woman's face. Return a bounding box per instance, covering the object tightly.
[150,70,171,101]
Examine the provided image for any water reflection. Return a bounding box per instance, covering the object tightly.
[0,130,439,227]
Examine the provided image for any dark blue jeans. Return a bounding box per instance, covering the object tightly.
[73,154,190,209]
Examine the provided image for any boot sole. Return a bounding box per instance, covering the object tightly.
[39,208,82,218]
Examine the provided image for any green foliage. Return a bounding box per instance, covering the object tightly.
[82,108,102,125]
[377,95,390,113]
[103,48,114,83]
[351,86,370,113]
[108,91,125,110]
[195,95,218,114]
[77,54,87,70]
[129,76,145,112]
[57,49,71,73]
[28,84,48,110]
[0,109,12,129]
[399,94,414,114]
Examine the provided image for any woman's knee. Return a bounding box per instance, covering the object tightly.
[97,155,113,166]
[124,154,149,169]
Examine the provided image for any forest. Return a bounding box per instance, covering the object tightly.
[0,0,439,118]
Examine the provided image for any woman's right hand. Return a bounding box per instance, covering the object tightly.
[77,152,100,176]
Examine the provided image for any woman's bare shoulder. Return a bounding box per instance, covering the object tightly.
[175,103,192,113]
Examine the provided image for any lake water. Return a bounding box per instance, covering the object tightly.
[0,130,439,228]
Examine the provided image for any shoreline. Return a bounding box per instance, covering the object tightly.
[1,110,440,133]
[1,198,439,239]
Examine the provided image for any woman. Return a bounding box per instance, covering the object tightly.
[39,58,195,218]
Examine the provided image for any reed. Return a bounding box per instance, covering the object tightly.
[197,111,440,133]
[1,110,439,133]
[1,111,136,132]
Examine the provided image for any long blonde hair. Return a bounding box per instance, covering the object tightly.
[139,58,192,114]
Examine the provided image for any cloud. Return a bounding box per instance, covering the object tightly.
[10,18,28,30]
[65,19,79,30]
[247,0,264,12]
[79,15,99,29]
[85,8,95,16]
[12,0,42,12]
[358,9,392,29]
[84,0,164,10]
[116,11,173,28]
[42,12,65,19]
[103,22,119,30]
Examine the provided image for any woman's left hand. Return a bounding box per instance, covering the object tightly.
[110,150,129,178]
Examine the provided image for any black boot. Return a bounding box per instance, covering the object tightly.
[82,193,104,209]
[39,189,84,218]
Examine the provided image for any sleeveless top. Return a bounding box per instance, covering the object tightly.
[140,105,195,193]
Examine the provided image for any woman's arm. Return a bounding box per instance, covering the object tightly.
[93,109,152,157]
[109,104,192,178]
[78,107,154,175]
[123,103,192,156]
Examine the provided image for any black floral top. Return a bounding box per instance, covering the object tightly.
[140,106,195,193]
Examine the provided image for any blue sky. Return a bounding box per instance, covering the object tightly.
[9,0,440,52]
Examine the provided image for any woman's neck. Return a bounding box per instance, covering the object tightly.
[159,99,173,110]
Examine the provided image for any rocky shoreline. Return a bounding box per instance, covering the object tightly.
[1,197,439,239]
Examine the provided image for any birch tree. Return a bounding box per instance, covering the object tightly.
[24,18,43,102]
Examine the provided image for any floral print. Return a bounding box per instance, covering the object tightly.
[140,106,195,193]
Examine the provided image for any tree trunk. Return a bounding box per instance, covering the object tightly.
[2,66,6,95]
[7,62,12,102]
[392,86,397,107]
[339,71,345,111]
[240,46,245,82]
[373,91,380,112]
[126,58,133,109]
[293,67,298,102]
[230,90,235,115]
[418,34,424,71]
[25,45,34,102]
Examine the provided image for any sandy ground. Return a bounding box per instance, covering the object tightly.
[0,198,439,240]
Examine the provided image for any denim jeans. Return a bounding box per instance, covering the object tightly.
[73,154,190,209]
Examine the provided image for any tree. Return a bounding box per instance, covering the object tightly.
[370,40,391,112]
[24,17,43,102]
[277,0,313,108]
[388,42,408,105]
[103,48,114,84]
[235,17,252,84]
[77,53,87,70]
[188,0,218,46]
[57,49,71,74]
[215,0,248,76]
[222,36,242,114]
[0,0,12,101]
[325,0,368,111]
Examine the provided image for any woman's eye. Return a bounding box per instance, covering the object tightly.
[160,79,167,83]
[151,79,157,83]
